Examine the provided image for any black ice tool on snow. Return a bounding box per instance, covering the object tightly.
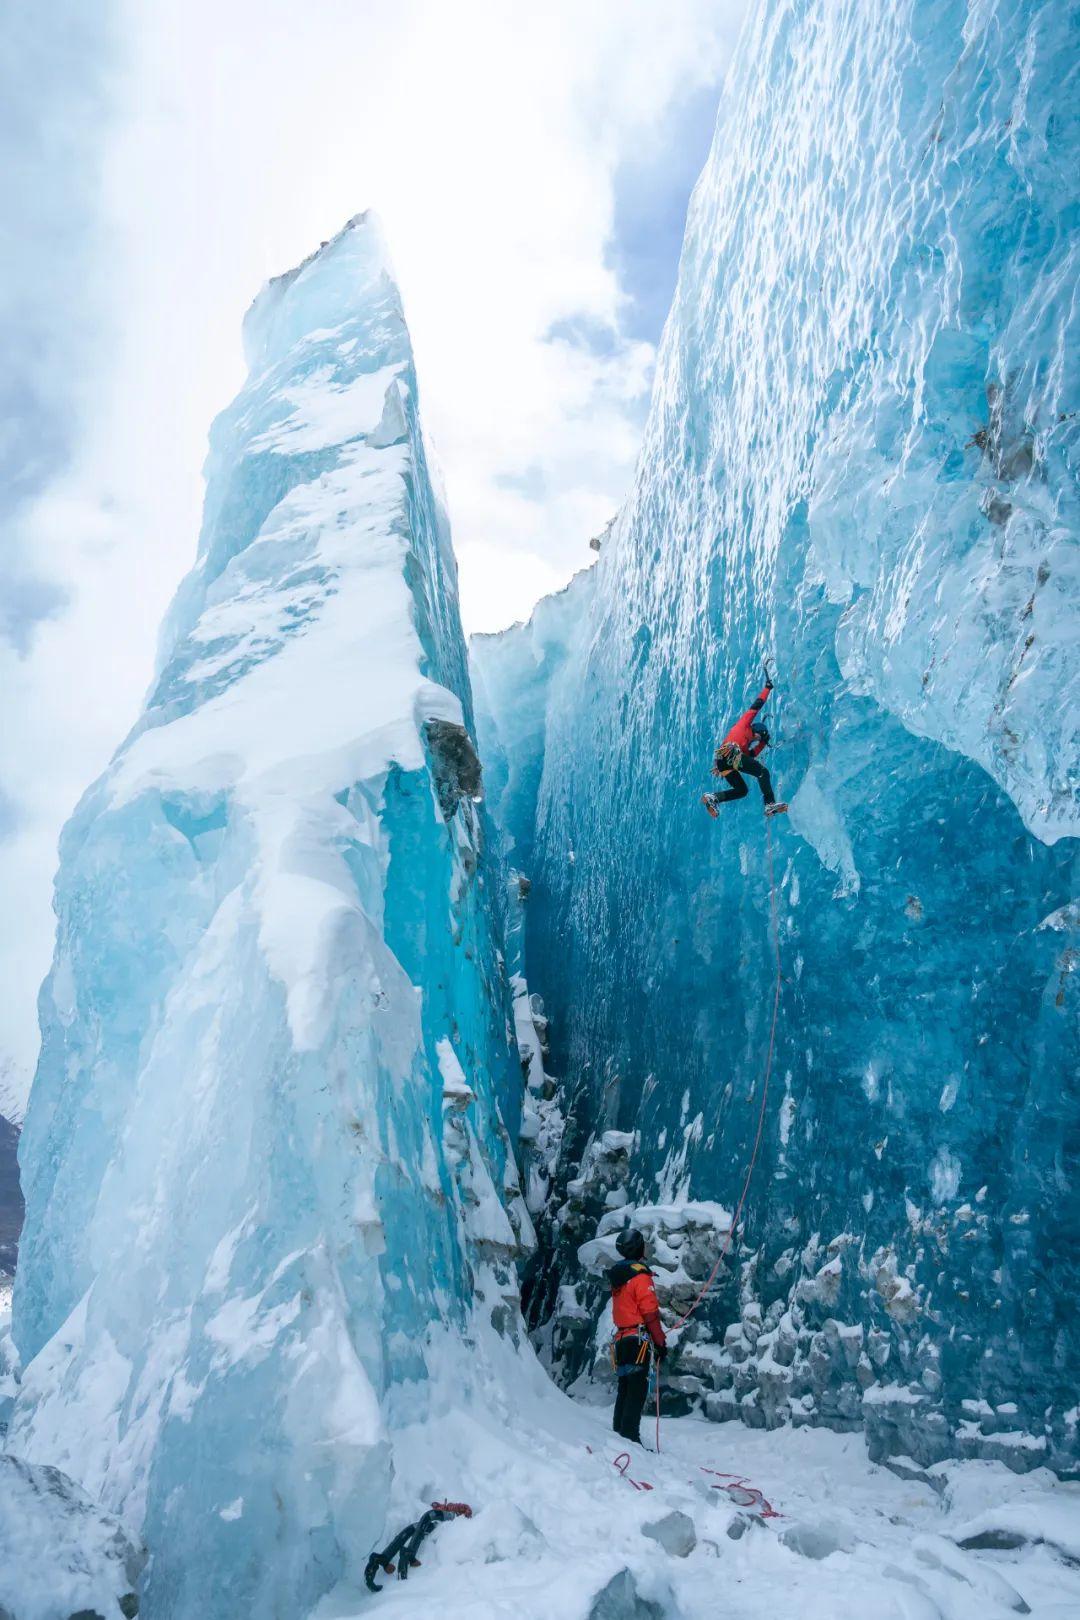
[364,1500,473,1592]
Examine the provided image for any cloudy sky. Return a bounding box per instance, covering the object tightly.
[0,0,748,1105]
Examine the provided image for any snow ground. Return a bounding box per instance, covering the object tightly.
[4,1281,1078,1616]
[316,1344,1080,1620]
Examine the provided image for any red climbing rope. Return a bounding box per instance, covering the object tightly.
[611,1451,654,1490]
[601,1451,782,1517]
[700,1469,781,1517]
[655,815,783,1451]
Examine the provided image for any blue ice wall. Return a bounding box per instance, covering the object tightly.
[0,1116,20,1278]
[473,0,1079,1468]
[11,214,529,1617]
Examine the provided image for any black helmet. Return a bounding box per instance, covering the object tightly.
[615,1228,645,1261]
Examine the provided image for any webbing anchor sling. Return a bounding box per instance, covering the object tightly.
[364,1500,473,1592]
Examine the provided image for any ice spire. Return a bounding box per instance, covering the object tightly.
[11,213,528,1616]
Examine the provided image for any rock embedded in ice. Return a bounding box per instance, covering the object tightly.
[641,1509,697,1558]
[953,1497,1080,1564]
[724,1508,764,1540]
[0,1453,145,1620]
[880,1456,945,1497]
[424,717,484,821]
[585,1568,669,1620]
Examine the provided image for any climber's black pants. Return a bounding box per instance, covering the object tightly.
[713,753,775,807]
[613,1336,650,1444]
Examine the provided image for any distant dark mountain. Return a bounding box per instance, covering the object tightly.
[0,1114,23,1275]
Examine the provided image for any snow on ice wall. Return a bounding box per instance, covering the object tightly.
[11,214,529,1616]
[472,0,1080,1468]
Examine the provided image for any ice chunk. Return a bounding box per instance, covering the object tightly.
[912,1532,1030,1613]
[0,1453,145,1620]
[577,1235,621,1275]
[642,1509,697,1558]
[880,1570,947,1620]
[778,1516,857,1561]
[586,1568,669,1620]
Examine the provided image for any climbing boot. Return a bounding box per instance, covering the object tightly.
[701,794,720,819]
[764,802,788,817]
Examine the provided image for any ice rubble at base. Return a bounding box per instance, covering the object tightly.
[0,1453,145,1620]
[470,0,1080,1471]
[8,214,532,1618]
[313,1363,1080,1620]
[4,1288,149,1620]
[0,1283,16,1435]
[7,1265,1080,1620]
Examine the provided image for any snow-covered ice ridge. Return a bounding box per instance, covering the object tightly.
[10,213,531,1616]
[472,0,1080,1468]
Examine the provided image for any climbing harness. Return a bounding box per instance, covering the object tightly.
[364,1501,473,1592]
[654,812,783,1451]
[609,1325,652,1375]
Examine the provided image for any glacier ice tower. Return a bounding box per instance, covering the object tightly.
[11,213,529,1616]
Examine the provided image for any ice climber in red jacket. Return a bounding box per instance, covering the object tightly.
[609,1228,667,1444]
[702,669,788,819]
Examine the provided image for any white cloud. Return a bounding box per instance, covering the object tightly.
[0,0,745,1092]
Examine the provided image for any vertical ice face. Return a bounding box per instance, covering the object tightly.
[0,1113,20,1277]
[474,1,1079,1465]
[471,567,597,881]
[11,214,528,1615]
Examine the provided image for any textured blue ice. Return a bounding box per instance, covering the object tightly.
[473,0,1079,1467]
[11,214,529,1616]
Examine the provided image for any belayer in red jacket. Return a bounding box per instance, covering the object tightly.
[703,669,788,818]
[609,1228,667,1444]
